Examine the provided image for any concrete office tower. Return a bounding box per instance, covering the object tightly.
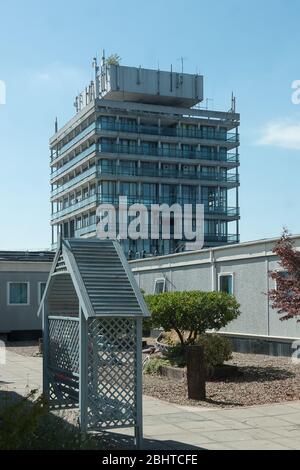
[50,56,240,259]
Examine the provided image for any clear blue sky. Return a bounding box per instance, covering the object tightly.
[0,0,299,249]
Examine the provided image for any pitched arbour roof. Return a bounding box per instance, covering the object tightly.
[38,238,149,448]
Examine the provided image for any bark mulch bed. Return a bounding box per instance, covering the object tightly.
[143,352,300,408]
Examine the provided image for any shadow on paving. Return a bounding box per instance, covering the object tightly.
[0,390,204,451]
[210,365,295,384]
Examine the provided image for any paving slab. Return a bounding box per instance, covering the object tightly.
[0,349,299,450]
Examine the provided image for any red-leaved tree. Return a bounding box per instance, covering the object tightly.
[269,230,300,321]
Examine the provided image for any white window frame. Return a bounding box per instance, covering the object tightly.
[274,269,289,291]
[7,282,30,306]
[218,273,234,295]
[153,278,166,294]
[38,281,47,305]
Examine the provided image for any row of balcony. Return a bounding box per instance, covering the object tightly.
[51,166,239,198]
[51,120,239,161]
[51,142,239,180]
[51,192,239,221]
[73,223,239,245]
[98,121,239,143]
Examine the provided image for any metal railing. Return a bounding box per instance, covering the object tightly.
[51,193,97,220]
[98,143,239,163]
[98,121,239,143]
[51,144,97,179]
[98,165,239,183]
[51,166,97,196]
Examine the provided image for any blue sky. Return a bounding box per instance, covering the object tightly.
[0,0,300,249]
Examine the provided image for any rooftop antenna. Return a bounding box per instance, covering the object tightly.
[54,117,58,133]
[101,49,106,67]
[177,56,187,74]
[205,98,214,110]
[93,56,99,98]
[231,92,236,113]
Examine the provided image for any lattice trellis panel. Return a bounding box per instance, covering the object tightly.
[87,317,137,430]
[47,317,79,408]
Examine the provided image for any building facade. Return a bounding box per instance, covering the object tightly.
[50,61,240,259]
[130,236,300,356]
[0,251,54,339]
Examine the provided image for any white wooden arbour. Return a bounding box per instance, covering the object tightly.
[38,238,149,448]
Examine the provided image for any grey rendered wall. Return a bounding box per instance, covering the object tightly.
[218,258,269,336]
[132,243,300,340]
[0,271,49,332]
[136,264,212,294]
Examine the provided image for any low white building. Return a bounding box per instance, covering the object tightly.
[130,235,300,356]
[0,251,54,340]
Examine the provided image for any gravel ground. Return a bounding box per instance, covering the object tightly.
[143,352,300,408]
[7,343,300,409]
[6,341,40,357]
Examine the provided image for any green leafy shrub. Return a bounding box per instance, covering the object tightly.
[0,390,47,450]
[145,291,240,346]
[143,357,169,375]
[197,334,233,367]
[163,334,232,369]
[0,391,110,450]
[142,317,152,337]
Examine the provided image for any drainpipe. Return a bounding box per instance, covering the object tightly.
[265,243,270,337]
[210,249,217,291]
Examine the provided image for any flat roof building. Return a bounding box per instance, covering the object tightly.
[50,57,240,259]
[0,250,54,339]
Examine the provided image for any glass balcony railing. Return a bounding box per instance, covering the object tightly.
[98,121,239,143]
[51,193,97,220]
[98,165,239,183]
[74,224,97,237]
[205,234,239,243]
[73,223,239,246]
[50,120,239,163]
[51,144,97,179]
[52,191,239,222]
[99,143,239,163]
[204,206,240,217]
[51,123,97,161]
[51,166,97,196]
[97,194,239,217]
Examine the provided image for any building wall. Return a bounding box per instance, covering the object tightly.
[130,236,300,342]
[0,261,52,335]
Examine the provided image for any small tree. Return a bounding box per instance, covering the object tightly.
[105,54,121,66]
[145,291,240,346]
[269,230,300,321]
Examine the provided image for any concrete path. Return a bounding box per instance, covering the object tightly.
[0,349,299,450]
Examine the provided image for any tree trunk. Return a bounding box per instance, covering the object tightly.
[174,328,184,346]
[186,345,206,400]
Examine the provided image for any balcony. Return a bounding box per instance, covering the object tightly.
[51,193,97,221]
[75,224,96,237]
[205,234,239,244]
[51,144,97,180]
[99,143,239,164]
[97,194,239,217]
[51,123,97,161]
[98,164,239,183]
[51,166,97,196]
[98,121,239,143]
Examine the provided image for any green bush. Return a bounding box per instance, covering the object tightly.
[0,391,108,450]
[145,291,240,345]
[142,317,152,337]
[143,357,169,375]
[197,334,233,367]
[0,390,47,450]
[162,334,232,369]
